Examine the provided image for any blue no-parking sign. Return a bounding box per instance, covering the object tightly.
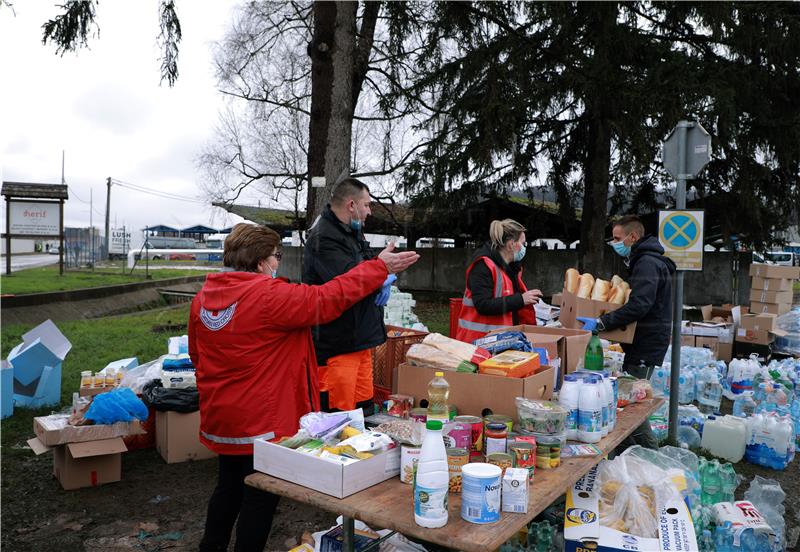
[658,210,704,271]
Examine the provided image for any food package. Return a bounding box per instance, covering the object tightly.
[472,331,533,354]
[479,351,540,378]
[338,431,394,453]
[406,343,476,372]
[376,419,425,446]
[516,398,568,433]
[597,455,684,538]
[577,273,595,299]
[565,268,581,294]
[616,377,653,407]
[565,270,631,304]
[422,333,491,364]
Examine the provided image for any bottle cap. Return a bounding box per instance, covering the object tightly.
[426,420,443,430]
[435,371,444,377]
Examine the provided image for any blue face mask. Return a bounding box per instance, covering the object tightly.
[271,270,277,279]
[513,243,526,262]
[610,235,632,257]
[349,204,362,232]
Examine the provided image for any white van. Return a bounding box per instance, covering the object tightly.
[765,251,795,266]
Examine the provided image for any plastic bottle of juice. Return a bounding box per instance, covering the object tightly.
[584,331,604,371]
[414,420,449,528]
[427,371,450,422]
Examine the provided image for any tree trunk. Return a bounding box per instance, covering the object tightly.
[305,2,337,228]
[577,3,616,273]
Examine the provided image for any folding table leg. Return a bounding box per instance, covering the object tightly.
[342,516,355,552]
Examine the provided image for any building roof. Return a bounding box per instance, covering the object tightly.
[182,225,219,234]
[143,225,180,233]
[1,181,69,200]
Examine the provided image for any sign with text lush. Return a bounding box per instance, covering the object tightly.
[9,201,60,235]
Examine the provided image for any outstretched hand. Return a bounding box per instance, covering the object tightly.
[378,242,420,274]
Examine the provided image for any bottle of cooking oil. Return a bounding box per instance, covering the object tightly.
[426,371,450,422]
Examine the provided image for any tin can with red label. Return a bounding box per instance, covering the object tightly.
[454,415,484,460]
[443,422,471,449]
[409,408,427,423]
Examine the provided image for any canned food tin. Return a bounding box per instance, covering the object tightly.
[447,448,469,493]
[400,445,421,484]
[455,415,484,458]
[461,463,502,524]
[484,414,513,433]
[409,408,427,423]
[486,452,513,476]
[508,441,536,481]
[443,422,471,449]
[535,435,561,469]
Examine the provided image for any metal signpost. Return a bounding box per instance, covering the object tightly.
[661,121,711,445]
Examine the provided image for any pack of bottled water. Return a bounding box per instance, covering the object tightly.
[712,501,780,552]
[744,412,795,470]
[696,365,723,414]
[663,345,715,369]
[726,355,764,398]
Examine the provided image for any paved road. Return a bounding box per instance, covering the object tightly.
[0,254,59,273]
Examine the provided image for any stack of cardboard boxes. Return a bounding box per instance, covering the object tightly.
[738,264,799,346]
[681,305,736,362]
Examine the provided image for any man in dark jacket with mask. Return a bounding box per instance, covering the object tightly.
[578,214,676,449]
[303,178,395,415]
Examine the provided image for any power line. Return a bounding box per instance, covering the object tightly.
[68,185,104,217]
[111,178,207,204]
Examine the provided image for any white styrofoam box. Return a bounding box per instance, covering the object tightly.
[253,439,400,499]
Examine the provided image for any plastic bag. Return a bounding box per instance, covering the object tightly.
[597,454,682,538]
[622,446,701,510]
[85,388,149,424]
[376,419,425,446]
[338,431,393,453]
[472,331,533,355]
[140,380,199,412]
[120,356,164,394]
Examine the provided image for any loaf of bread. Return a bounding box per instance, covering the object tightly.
[577,273,595,299]
[565,268,581,294]
[607,286,627,305]
[591,279,611,301]
[611,275,624,288]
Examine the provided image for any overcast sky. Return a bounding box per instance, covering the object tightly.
[0,1,254,236]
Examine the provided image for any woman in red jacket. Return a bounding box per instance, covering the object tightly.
[190,223,418,552]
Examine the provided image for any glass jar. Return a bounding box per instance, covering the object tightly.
[80,371,92,388]
[485,422,508,455]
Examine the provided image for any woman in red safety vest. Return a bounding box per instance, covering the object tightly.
[456,219,543,344]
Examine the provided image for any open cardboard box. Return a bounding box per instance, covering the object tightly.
[155,410,217,464]
[486,324,591,376]
[253,439,400,499]
[564,466,698,552]
[33,414,143,447]
[559,289,636,344]
[397,362,554,421]
[28,436,128,490]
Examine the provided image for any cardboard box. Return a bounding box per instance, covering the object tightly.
[27,435,127,491]
[320,525,381,552]
[681,335,696,348]
[749,264,800,280]
[687,321,733,338]
[750,302,792,316]
[559,289,636,344]
[564,466,698,552]
[717,341,733,363]
[33,414,143,447]
[253,439,400,499]
[78,386,113,398]
[695,336,720,358]
[740,313,778,332]
[749,289,793,305]
[736,326,787,346]
[397,363,554,421]
[155,410,217,464]
[751,277,793,292]
[486,325,591,376]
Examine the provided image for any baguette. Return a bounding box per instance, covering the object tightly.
[565,268,581,294]
[608,286,627,305]
[591,279,611,301]
[577,273,595,299]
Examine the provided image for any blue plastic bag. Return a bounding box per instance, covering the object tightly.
[85,387,149,424]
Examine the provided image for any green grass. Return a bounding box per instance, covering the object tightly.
[0,265,212,295]
[415,300,451,335]
[794,281,800,292]
[1,304,191,445]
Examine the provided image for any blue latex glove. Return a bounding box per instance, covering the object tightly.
[375,274,397,306]
[576,317,598,331]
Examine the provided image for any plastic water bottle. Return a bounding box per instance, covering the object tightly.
[597,374,610,437]
[697,367,722,415]
[426,371,450,422]
[578,376,603,443]
[678,368,696,404]
[650,365,671,398]
[733,394,757,418]
[791,399,800,452]
[584,330,604,371]
[414,420,449,528]
[559,374,581,441]
[601,371,616,431]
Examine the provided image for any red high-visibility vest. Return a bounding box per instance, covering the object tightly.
[455,257,536,344]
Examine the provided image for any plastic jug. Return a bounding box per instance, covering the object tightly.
[601,371,616,431]
[577,376,603,443]
[414,420,449,528]
[559,374,581,441]
[697,366,723,415]
[701,415,746,463]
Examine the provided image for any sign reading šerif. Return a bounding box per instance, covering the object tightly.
[9,201,61,235]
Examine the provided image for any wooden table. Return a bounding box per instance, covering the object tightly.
[246,399,664,552]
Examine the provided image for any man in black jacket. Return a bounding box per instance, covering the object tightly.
[303,178,394,415]
[579,215,676,449]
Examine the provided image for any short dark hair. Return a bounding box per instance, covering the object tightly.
[223,223,280,272]
[331,177,369,206]
[613,215,645,237]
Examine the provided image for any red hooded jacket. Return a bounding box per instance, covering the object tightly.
[188,259,388,455]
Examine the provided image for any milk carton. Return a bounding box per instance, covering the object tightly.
[502,468,528,514]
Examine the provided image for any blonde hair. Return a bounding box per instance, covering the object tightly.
[489,219,526,249]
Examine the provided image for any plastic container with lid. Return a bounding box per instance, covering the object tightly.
[515,398,568,434]
[516,428,566,450]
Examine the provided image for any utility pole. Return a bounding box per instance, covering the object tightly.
[90,187,94,269]
[105,177,111,260]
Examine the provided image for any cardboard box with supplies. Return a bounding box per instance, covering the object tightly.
[487,324,591,375]
[564,466,698,552]
[33,414,143,447]
[736,326,787,346]
[749,264,800,280]
[397,363,554,422]
[51,438,127,490]
[749,289,793,305]
[750,302,792,316]
[751,277,793,292]
[559,289,636,344]
[155,410,217,464]
[740,313,778,332]
[253,439,400,499]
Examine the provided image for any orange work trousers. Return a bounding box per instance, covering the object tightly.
[319,349,374,411]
